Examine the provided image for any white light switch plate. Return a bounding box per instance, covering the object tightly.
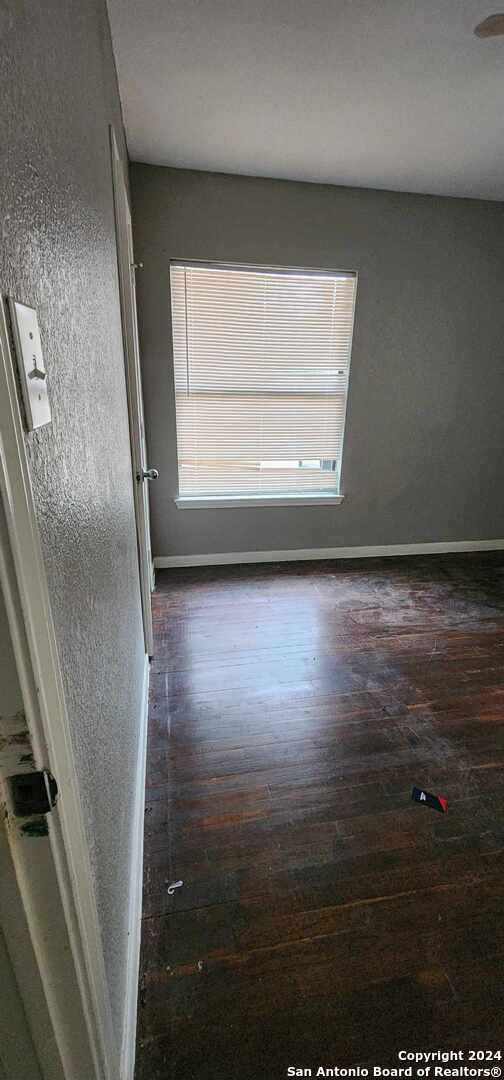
[9,300,51,430]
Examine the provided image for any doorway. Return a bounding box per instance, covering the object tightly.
[111,126,156,657]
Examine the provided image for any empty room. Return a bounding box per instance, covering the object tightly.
[1,2,504,1080]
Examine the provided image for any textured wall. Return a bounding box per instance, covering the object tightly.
[130,164,504,557]
[0,0,145,1048]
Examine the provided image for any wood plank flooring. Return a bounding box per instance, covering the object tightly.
[136,554,504,1079]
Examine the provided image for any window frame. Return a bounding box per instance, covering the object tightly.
[169,259,357,509]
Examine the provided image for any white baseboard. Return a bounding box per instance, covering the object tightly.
[120,652,149,1080]
[154,539,504,569]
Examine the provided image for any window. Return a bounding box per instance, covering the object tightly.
[170,261,357,506]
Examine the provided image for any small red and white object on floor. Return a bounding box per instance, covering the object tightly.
[411,786,448,813]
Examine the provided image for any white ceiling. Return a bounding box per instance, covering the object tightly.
[107,0,504,200]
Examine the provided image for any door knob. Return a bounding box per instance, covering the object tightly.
[137,468,159,482]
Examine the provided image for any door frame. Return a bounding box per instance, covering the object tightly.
[110,127,154,656]
[0,298,118,1078]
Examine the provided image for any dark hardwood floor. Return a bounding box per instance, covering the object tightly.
[136,554,504,1079]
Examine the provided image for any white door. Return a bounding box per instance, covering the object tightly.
[110,129,155,657]
[0,827,44,1080]
[0,500,106,1080]
[0,300,118,1079]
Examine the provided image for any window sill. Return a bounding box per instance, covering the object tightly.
[174,494,344,509]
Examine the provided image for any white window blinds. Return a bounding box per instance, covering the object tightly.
[170,262,357,499]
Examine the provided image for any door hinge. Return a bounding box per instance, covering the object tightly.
[7,770,58,817]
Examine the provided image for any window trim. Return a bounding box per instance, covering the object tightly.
[175,493,345,509]
[169,259,358,505]
[171,257,357,282]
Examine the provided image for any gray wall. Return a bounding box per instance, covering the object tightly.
[1,0,145,1049]
[130,164,504,557]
